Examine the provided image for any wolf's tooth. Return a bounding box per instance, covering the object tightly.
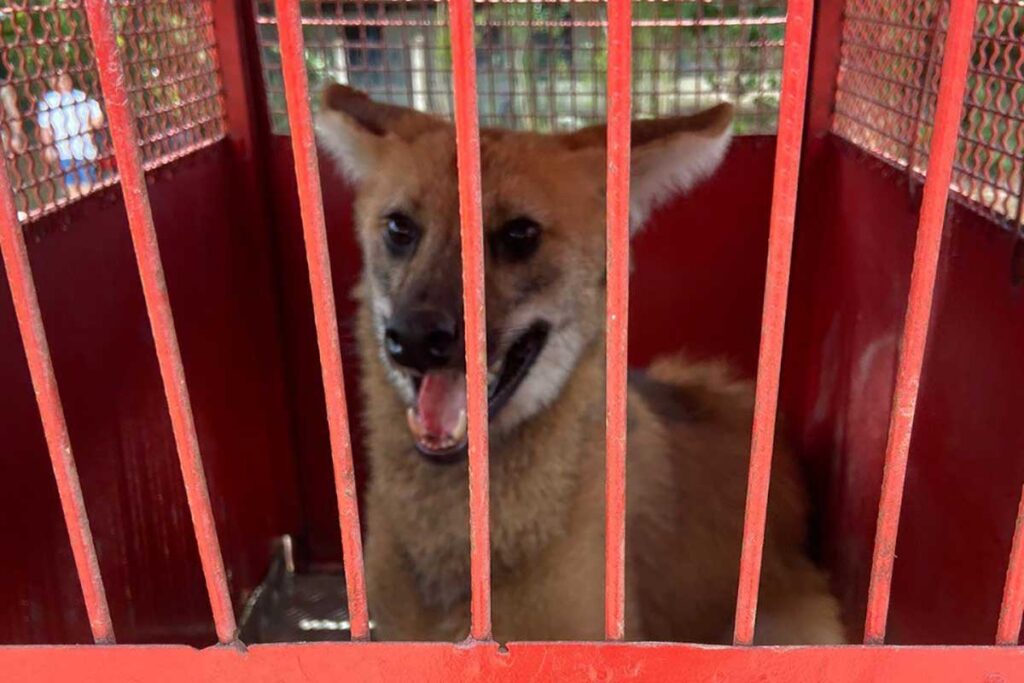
[406,407,423,438]
[451,408,468,443]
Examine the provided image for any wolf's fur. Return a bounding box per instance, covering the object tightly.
[317,84,845,643]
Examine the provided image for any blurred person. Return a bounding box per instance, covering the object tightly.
[1,68,29,221]
[0,67,28,156]
[37,71,104,200]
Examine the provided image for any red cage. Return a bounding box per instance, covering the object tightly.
[1,0,1023,679]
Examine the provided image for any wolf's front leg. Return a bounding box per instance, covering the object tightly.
[489,523,627,641]
[364,523,467,641]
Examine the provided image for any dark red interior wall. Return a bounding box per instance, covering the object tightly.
[264,137,367,565]
[629,136,777,374]
[783,136,1024,645]
[0,143,300,645]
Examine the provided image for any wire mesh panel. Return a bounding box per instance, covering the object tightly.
[834,0,1024,228]
[254,0,786,135]
[0,1,225,221]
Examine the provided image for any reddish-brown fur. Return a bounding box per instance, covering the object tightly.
[317,84,845,643]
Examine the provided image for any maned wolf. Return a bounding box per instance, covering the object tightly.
[315,83,845,644]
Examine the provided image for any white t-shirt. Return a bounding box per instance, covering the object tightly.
[37,89,102,161]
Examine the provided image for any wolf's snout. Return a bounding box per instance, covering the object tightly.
[384,308,461,373]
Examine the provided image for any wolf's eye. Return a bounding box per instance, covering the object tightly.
[384,212,420,256]
[493,217,541,262]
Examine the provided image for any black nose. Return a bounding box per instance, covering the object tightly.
[384,308,461,373]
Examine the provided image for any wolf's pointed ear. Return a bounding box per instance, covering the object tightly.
[562,102,734,231]
[316,83,443,182]
[627,103,733,229]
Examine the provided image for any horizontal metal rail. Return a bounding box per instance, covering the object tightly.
[4,643,1024,681]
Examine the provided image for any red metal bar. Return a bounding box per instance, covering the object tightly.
[273,0,370,641]
[862,0,981,645]
[82,0,237,644]
[732,0,815,646]
[0,161,114,646]
[254,15,786,29]
[448,0,492,642]
[5,642,1024,682]
[997,488,1024,644]
[604,0,632,643]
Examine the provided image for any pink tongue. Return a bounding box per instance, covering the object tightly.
[417,372,467,438]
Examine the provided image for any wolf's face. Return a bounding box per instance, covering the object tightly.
[316,85,732,463]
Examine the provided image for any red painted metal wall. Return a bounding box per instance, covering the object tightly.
[784,136,1024,645]
[778,0,1024,644]
[0,145,300,645]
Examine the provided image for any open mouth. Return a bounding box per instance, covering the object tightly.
[404,322,550,464]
